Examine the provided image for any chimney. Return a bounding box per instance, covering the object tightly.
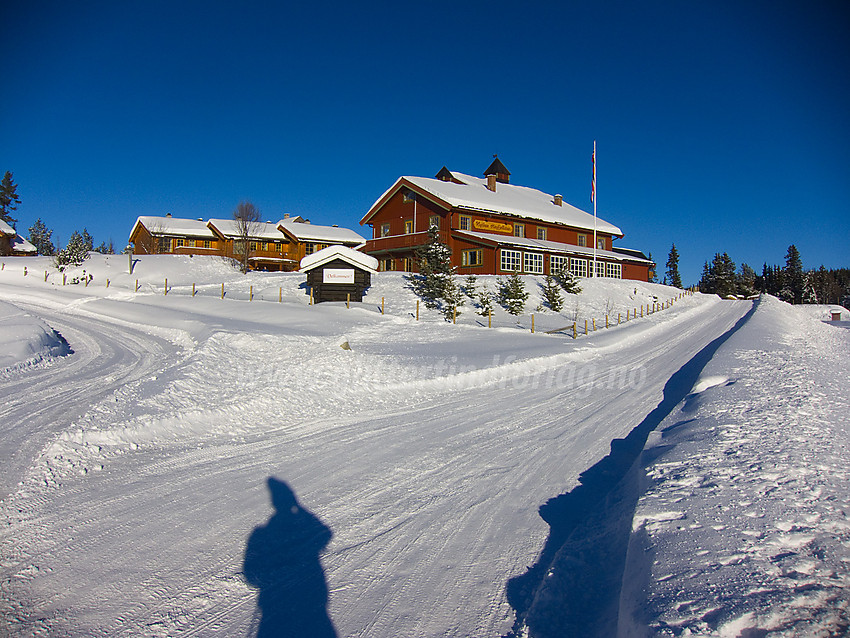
[166,213,172,217]
[554,194,563,206]
[486,174,497,192]
[283,213,290,219]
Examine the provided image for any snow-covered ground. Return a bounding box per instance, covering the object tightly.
[0,254,846,637]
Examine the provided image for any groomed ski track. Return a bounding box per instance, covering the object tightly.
[0,289,752,637]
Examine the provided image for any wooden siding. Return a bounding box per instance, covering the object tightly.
[304,258,372,303]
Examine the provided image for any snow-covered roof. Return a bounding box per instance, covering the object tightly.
[0,219,16,236]
[454,230,650,263]
[300,245,378,272]
[279,219,365,245]
[207,219,285,241]
[363,171,623,236]
[11,235,37,254]
[131,216,217,239]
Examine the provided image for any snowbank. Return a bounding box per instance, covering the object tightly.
[619,295,850,637]
[0,300,70,372]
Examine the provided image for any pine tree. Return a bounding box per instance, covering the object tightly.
[737,263,756,297]
[0,171,21,228]
[81,228,94,252]
[462,274,478,300]
[408,225,455,309]
[440,275,464,322]
[477,290,494,317]
[540,273,564,312]
[54,230,90,271]
[553,265,582,294]
[666,244,682,288]
[28,218,55,256]
[497,272,528,316]
[784,244,804,304]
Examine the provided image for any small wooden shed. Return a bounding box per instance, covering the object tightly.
[300,246,378,303]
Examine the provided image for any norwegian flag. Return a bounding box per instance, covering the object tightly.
[591,143,596,204]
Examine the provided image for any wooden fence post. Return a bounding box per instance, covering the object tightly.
[85,275,89,287]
[416,299,419,320]
[134,278,138,292]
[192,283,195,297]
[488,307,491,328]
[23,266,27,276]
[221,283,225,299]
[250,285,253,301]
[44,271,48,282]
[381,297,385,315]
[106,278,110,288]
[309,287,313,305]
[531,314,534,333]
[279,287,282,303]
[605,315,608,329]
[585,319,588,335]
[592,318,596,331]
[164,278,167,295]
[453,305,456,324]
[573,322,577,339]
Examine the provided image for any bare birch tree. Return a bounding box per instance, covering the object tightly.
[233,201,261,273]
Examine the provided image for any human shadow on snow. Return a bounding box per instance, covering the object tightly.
[504,299,759,638]
[243,478,337,638]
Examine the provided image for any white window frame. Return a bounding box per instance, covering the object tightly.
[380,223,390,237]
[597,237,606,250]
[500,249,521,273]
[595,260,605,278]
[550,254,567,274]
[606,262,622,279]
[524,252,543,274]
[570,257,588,278]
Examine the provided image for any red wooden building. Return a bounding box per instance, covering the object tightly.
[359,159,653,281]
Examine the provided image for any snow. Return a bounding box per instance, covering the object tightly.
[279,219,366,245]
[207,218,290,240]
[366,172,623,235]
[131,215,218,238]
[0,300,70,372]
[300,245,379,272]
[0,253,847,637]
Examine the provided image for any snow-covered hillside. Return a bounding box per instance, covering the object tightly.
[0,254,847,637]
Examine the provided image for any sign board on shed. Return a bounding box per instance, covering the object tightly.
[323,268,355,284]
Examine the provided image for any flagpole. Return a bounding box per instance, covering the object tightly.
[592,140,597,278]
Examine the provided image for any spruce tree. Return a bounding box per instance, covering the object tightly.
[0,171,20,228]
[666,244,682,288]
[462,274,478,300]
[28,218,55,256]
[553,264,582,294]
[54,230,90,271]
[540,273,564,312]
[477,290,494,317]
[737,263,756,297]
[784,244,804,304]
[497,272,529,316]
[408,226,454,309]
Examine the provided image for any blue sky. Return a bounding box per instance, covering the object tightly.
[3,0,848,284]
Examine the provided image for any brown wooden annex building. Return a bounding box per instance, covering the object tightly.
[0,219,37,256]
[128,214,365,271]
[359,158,653,281]
[300,245,378,303]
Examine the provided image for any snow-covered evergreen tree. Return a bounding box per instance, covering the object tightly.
[553,265,582,295]
[497,272,528,316]
[737,263,756,297]
[462,274,478,300]
[28,218,55,256]
[476,290,494,317]
[408,226,454,309]
[540,273,564,312]
[54,230,90,271]
[0,171,20,228]
[802,272,818,304]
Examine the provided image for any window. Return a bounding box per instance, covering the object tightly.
[550,254,567,274]
[597,237,606,250]
[404,220,413,234]
[403,190,415,203]
[383,258,395,271]
[203,240,211,249]
[380,223,391,237]
[459,215,471,231]
[570,258,588,278]
[513,224,525,238]
[500,249,521,272]
[158,237,171,253]
[402,258,412,271]
[595,260,605,278]
[577,234,587,247]
[175,238,184,248]
[524,252,543,274]
[304,243,315,255]
[462,249,483,267]
[606,262,622,279]
[249,242,258,251]
[536,227,547,240]
[429,215,439,229]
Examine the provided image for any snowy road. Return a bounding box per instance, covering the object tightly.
[0,281,752,637]
[0,301,182,501]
